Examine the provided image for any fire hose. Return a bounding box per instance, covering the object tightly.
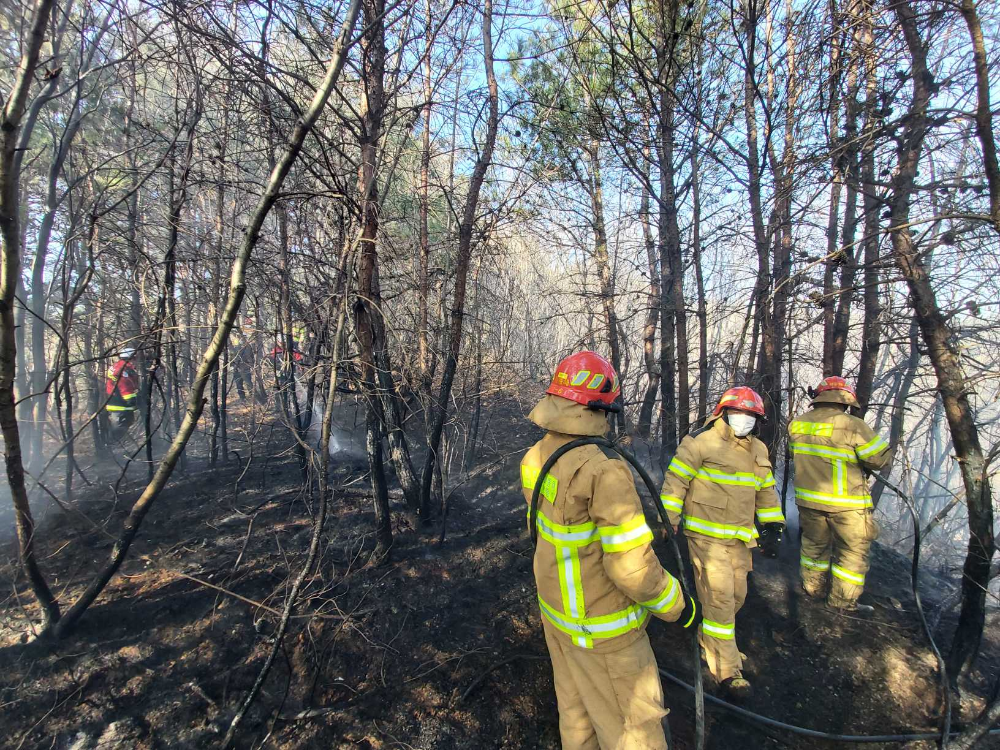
[525,438,994,748]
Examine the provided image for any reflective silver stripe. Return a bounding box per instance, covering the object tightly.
[857,436,889,458]
[660,494,684,512]
[696,467,757,486]
[669,458,697,478]
[535,513,599,544]
[539,598,647,636]
[791,443,858,462]
[832,564,865,585]
[794,488,872,508]
[682,515,755,543]
[561,547,582,617]
[800,555,830,571]
[599,522,653,551]
[641,577,680,613]
[756,507,785,522]
[702,619,735,639]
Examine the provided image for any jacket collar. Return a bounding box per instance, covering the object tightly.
[528,394,609,437]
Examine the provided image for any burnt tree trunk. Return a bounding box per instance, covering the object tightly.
[355,0,404,543]
[959,0,1000,235]
[637,162,660,439]
[0,0,61,632]
[889,0,995,678]
[420,0,498,519]
[855,3,882,413]
[353,0,421,514]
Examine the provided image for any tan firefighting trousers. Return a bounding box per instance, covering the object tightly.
[542,621,669,750]
[799,506,879,608]
[687,537,751,683]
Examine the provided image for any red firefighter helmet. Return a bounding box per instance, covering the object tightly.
[713,386,766,417]
[812,376,859,407]
[546,351,621,411]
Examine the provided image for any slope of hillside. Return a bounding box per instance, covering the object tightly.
[1,397,997,749]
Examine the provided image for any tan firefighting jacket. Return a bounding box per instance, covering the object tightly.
[789,404,892,512]
[659,416,784,546]
[520,395,686,651]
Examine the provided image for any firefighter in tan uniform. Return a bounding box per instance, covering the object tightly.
[521,351,699,750]
[659,386,784,699]
[789,376,892,612]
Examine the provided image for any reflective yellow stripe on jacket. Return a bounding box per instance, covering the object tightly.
[671,458,775,492]
[790,421,833,437]
[857,436,889,459]
[794,488,873,509]
[791,443,857,462]
[527,508,599,547]
[640,576,680,614]
[598,516,654,553]
[660,494,684,514]
[756,506,784,523]
[524,460,678,648]
[521,465,558,503]
[789,408,891,512]
[682,514,758,543]
[538,595,649,650]
[106,393,137,412]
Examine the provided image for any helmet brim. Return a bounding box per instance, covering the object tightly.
[812,390,859,408]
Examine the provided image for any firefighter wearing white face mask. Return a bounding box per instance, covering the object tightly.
[659,386,784,699]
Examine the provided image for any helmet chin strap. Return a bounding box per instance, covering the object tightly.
[587,399,622,413]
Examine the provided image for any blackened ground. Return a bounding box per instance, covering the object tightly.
[0,393,997,749]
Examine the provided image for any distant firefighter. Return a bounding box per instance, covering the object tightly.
[789,376,892,613]
[106,348,139,440]
[521,351,699,750]
[659,385,784,700]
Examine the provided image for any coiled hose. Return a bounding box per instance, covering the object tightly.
[527,439,987,748]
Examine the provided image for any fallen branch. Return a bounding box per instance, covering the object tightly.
[175,572,356,622]
[950,691,1000,749]
[458,653,547,704]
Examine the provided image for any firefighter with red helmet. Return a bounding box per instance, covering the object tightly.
[106,348,139,439]
[521,351,699,749]
[789,376,892,613]
[659,385,784,699]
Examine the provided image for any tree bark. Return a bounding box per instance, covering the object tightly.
[951,689,1000,750]
[353,0,422,514]
[587,138,626,434]
[753,0,796,458]
[959,0,1000,235]
[822,0,845,375]
[418,0,433,387]
[637,160,660,438]
[742,0,770,399]
[855,2,882,413]
[888,0,994,679]
[830,43,862,376]
[420,0,498,518]
[0,0,60,632]
[657,90,680,459]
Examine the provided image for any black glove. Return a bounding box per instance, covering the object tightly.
[679,595,702,629]
[759,523,785,558]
